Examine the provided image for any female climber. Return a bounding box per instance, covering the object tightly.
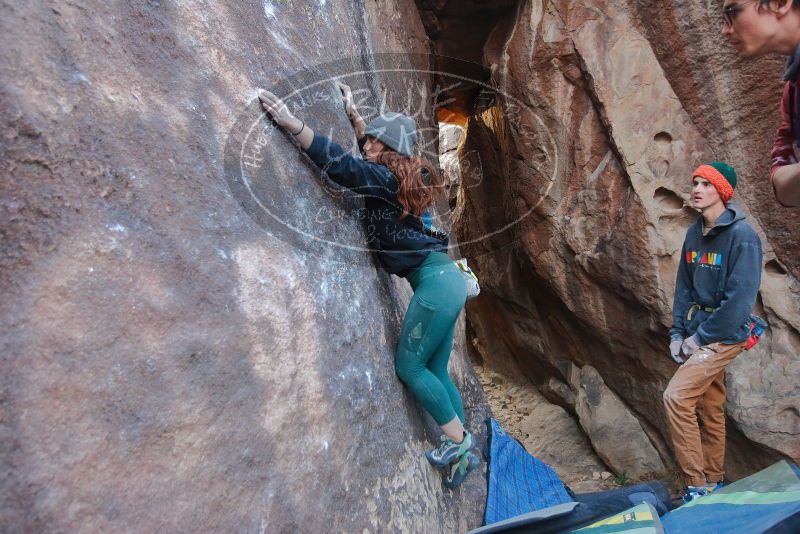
[258,84,479,488]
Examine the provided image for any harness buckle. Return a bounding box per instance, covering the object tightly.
[687,303,717,321]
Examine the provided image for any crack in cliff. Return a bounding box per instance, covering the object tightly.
[570,43,635,187]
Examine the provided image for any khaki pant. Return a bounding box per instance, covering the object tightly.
[662,341,747,487]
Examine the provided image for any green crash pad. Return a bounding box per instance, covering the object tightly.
[571,502,664,534]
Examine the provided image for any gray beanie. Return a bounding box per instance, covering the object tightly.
[363,112,418,157]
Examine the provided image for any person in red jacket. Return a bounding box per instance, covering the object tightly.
[721,0,800,206]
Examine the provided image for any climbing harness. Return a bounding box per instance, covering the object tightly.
[686,303,716,321]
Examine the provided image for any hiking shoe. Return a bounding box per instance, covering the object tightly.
[444,451,480,489]
[426,432,473,468]
[681,485,708,503]
[704,480,724,494]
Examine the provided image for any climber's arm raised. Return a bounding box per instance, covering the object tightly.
[258,89,389,195]
[259,90,314,150]
[336,82,367,141]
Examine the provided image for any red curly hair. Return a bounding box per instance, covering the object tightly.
[376,149,444,218]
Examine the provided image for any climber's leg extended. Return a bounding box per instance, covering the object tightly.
[428,321,465,424]
[395,293,461,426]
[396,252,467,427]
[398,252,478,485]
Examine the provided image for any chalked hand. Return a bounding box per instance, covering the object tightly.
[680,335,701,358]
[669,339,685,364]
[257,89,313,148]
[259,90,298,130]
[337,81,355,118]
[336,82,366,138]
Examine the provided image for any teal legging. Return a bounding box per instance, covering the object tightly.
[395,252,467,425]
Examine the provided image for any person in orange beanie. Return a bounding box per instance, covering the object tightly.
[664,162,763,502]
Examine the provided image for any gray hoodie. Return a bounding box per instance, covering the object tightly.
[669,203,763,346]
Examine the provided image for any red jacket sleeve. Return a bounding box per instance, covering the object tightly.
[769,81,797,181]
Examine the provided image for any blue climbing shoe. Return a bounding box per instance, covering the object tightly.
[426,432,473,468]
[444,451,480,489]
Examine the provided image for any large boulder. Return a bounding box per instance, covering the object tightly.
[571,365,665,480]
[475,364,611,493]
[0,1,491,531]
[449,0,800,478]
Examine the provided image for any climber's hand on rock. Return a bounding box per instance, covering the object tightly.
[337,81,355,116]
[669,339,685,364]
[336,82,366,139]
[259,90,299,130]
[337,81,363,124]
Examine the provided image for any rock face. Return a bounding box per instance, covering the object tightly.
[0,1,490,532]
[570,365,665,480]
[439,123,464,203]
[475,363,613,493]
[628,0,800,279]
[416,0,519,114]
[448,0,800,479]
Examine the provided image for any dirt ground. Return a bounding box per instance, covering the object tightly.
[474,364,619,494]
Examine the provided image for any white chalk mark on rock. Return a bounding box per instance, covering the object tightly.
[588,149,613,184]
[71,71,91,85]
[262,0,276,18]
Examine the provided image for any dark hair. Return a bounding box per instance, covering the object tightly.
[375,148,444,219]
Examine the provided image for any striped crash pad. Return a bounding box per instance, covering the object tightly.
[661,460,800,534]
[483,418,574,525]
[571,502,664,534]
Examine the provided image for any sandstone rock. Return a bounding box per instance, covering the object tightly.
[534,364,664,482]
[440,123,464,153]
[445,0,799,480]
[0,1,491,531]
[628,0,800,278]
[416,0,519,114]
[541,376,577,409]
[518,401,614,493]
[572,366,665,480]
[439,124,464,200]
[473,364,612,493]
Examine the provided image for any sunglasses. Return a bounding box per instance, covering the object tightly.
[723,0,756,27]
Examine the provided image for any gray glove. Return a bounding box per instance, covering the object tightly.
[680,335,701,358]
[669,339,685,364]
